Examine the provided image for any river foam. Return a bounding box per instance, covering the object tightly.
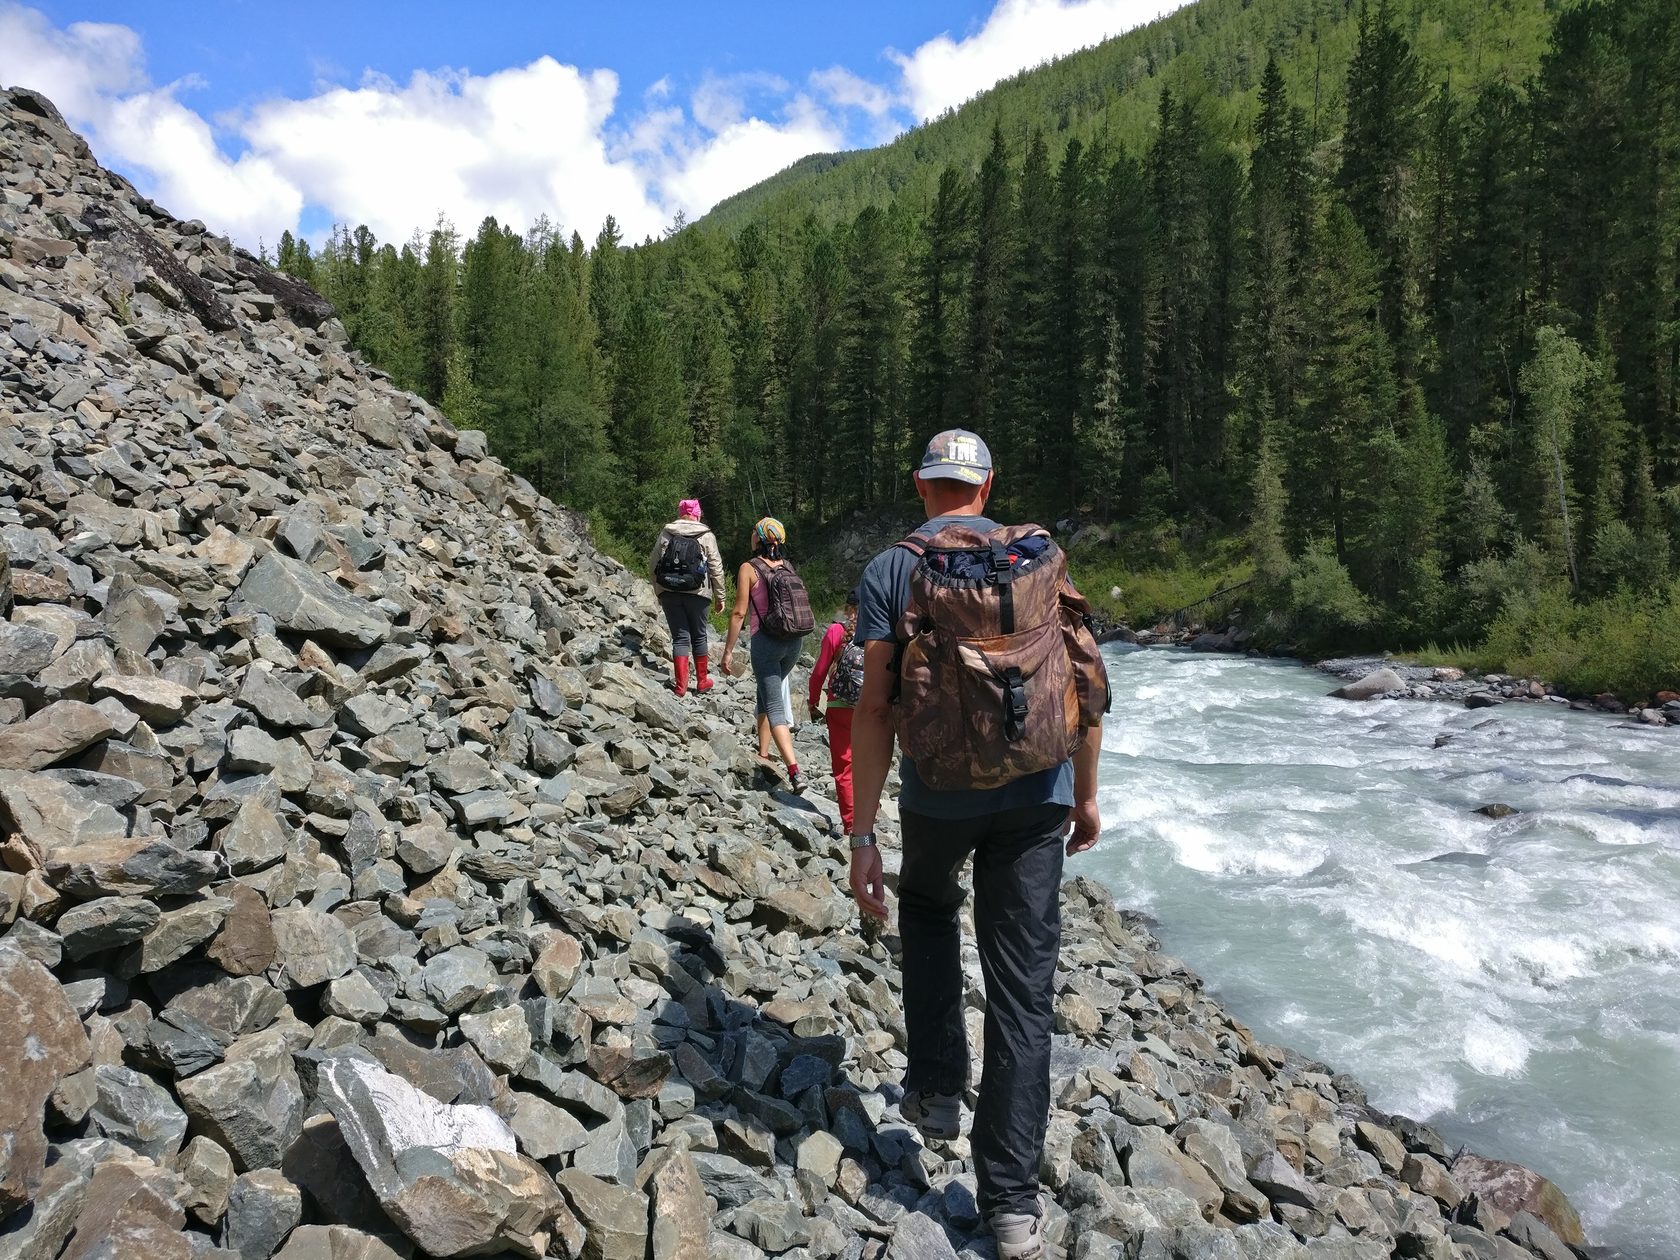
[1077,647,1680,1259]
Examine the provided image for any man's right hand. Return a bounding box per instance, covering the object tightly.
[1065,798,1101,855]
[849,844,888,921]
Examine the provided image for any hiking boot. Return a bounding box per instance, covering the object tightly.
[694,655,714,692]
[989,1197,1047,1260]
[788,767,805,795]
[900,1089,961,1141]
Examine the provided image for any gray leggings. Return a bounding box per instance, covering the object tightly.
[750,631,803,727]
[659,592,710,658]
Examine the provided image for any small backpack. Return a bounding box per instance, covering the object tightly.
[893,523,1111,791]
[656,531,707,592]
[751,558,815,640]
[827,634,867,705]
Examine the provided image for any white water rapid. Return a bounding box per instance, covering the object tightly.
[1077,646,1680,1259]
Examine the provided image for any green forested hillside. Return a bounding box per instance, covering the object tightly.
[700,0,1556,233]
[278,0,1680,694]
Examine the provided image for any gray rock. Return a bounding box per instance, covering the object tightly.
[0,699,115,770]
[886,1211,959,1259]
[1331,667,1406,701]
[508,1090,589,1159]
[58,895,161,958]
[223,1168,302,1260]
[0,947,92,1215]
[269,905,356,989]
[1249,1152,1318,1210]
[458,1004,532,1074]
[235,553,390,649]
[176,1034,306,1170]
[177,1134,237,1226]
[89,1064,189,1161]
[316,1055,566,1258]
[733,1198,812,1253]
[272,1226,406,1260]
[555,1170,648,1260]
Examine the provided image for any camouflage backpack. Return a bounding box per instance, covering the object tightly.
[893,524,1111,791]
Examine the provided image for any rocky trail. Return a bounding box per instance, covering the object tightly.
[0,86,1597,1260]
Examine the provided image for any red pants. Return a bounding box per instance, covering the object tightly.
[825,706,855,833]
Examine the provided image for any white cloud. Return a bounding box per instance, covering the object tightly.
[0,0,1194,250]
[0,3,844,246]
[810,65,894,118]
[0,4,301,245]
[890,0,1185,121]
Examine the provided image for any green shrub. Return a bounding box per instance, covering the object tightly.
[1477,583,1680,698]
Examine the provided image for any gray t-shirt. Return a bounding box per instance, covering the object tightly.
[855,513,1074,820]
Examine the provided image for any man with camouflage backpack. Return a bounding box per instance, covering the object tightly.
[848,430,1110,1260]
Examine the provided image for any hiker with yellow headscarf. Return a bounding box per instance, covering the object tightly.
[722,517,816,792]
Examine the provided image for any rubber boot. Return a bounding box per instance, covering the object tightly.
[695,656,714,693]
[673,656,690,698]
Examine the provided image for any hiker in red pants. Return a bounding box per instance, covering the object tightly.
[808,589,863,832]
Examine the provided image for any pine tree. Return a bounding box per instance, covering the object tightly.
[907,166,972,437]
[1339,0,1430,378]
[961,124,1012,437]
[836,205,905,508]
[1518,325,1593,587]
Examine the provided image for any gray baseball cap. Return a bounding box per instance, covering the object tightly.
[916,429,993,485]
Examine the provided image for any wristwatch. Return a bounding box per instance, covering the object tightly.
[848,831,877,851]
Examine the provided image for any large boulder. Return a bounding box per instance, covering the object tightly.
[1452,1153,1585,1245]
[1330,667,1407,701]
[315,1056,567,1259]
[234,553,390,649]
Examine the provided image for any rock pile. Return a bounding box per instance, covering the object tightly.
[1321,659,1677,727]
[1,85,1592,1260]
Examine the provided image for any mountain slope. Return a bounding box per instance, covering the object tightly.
[699,0,1556,233]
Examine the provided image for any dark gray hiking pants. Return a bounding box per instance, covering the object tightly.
[899,801,1069,1219]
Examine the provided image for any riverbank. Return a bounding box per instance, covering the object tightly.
[0,89,1606,1260]
[1112,622,1679,730]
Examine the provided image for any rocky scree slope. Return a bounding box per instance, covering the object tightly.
[0,87,1591,1260]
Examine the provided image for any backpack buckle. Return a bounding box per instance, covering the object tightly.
[1002,666,1028,740]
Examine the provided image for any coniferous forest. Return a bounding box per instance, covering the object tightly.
[275,0,1680,693]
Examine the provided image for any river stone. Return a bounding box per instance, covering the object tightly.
[269,905,356,989]
[0,699,116,770]
[1451,1154,1583,1245]
[1401,1153,1463,1209]
[1353,1121,1406,1174]
[0,946,92,1215]
[89,1064,189,1162]
[316,1055,565,1258]
[1331,668,1406,701]
[235,553,390,649]
[223,1168,302,1260]
[1250,1152,1319,1210]
[555,1171,648,1260]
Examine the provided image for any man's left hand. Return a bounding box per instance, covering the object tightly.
[1065,798,1101,855]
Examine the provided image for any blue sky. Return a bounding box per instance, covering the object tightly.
[0,0,1186,248]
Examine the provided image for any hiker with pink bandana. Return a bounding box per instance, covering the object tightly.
[649,498,725,696]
